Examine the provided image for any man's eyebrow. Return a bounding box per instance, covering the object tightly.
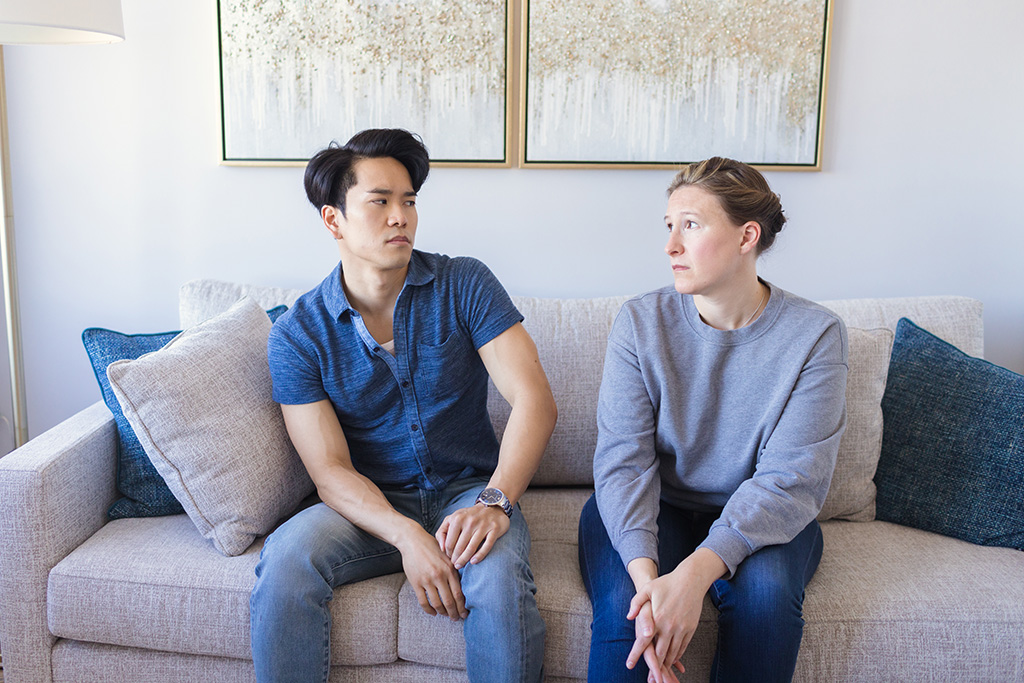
[365,188,417,197]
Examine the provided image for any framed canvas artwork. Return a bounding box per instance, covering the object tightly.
[218,0,513,166]
[520,0,832,169]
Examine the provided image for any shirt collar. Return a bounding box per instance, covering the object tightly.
[323,250,436,320]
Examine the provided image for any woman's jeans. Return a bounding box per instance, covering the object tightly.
[578,494,822,682]
[250,477,545,683]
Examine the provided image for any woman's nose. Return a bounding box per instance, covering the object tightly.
[665,229,682,255]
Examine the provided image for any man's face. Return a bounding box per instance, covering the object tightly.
[327,156,418,274]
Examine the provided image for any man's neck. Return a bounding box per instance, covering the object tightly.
[340,260,408,319]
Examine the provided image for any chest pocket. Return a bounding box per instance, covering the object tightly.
[415,332,478,400]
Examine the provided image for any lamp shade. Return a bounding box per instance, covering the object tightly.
[0,0,124,45]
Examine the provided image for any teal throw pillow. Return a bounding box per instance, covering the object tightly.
[875,318,1024,549]
[83,305,288,519]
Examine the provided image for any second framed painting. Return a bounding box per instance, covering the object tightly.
[520,0,832,169]
[218,0,513,166]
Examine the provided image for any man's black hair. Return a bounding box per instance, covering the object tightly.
[303,128,430,216]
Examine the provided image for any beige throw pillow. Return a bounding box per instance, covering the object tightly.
[107,297,314,556]
[817,326,894,522]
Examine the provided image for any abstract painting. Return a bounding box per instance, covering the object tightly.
[521,0,831,168]
[219,0,512,165]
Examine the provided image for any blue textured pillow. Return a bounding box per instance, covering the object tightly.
[875,318,1024,549]
[83,305,289,519]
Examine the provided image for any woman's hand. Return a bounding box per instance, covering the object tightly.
[627,548,727,677]
[627,599,685,683]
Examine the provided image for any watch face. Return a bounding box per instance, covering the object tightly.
[479,488,502,505]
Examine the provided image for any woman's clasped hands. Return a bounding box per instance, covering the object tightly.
[625,548,727,683]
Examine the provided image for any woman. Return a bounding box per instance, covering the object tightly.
[579,157,848,682]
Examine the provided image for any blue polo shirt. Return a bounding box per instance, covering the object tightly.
[267,251,523,491]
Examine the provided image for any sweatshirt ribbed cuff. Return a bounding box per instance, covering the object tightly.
[697,524,752,579]
[615,528,660,572]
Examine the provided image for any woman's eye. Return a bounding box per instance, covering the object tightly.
[684,220,699,230]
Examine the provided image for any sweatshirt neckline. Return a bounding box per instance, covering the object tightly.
[681,280,783,345]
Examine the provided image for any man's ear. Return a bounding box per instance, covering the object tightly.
[739,221,761,254]
[322,205,344,240]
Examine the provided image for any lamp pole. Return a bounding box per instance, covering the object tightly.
[0,0,126,454]
[0,47,28,451]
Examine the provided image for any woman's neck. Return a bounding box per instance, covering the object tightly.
[693,277,768,331]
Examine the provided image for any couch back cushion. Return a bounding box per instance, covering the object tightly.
[180,281,985,504]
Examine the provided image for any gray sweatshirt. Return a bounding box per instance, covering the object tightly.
[593,282,848,577]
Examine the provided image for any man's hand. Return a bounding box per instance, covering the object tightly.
[435,503,511,569]
[396,525,468,621]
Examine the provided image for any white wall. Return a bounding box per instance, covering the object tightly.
[4,0,1023,439]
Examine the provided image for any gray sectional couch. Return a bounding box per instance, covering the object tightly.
[1,279,1022,682]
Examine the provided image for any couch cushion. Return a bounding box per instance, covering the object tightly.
[816,326,893,522]
[874,318,1024,549]
[82,306,289,521]
[107,297,313,556]
[82,327,183,519]
[490,296,631,486]
[797,520,1024,681]
[179,279,303,328]
[822,295,984,357]
[47,515,403,666]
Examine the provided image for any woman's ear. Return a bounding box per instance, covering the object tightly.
[322,205,344,240]
[739,221,761,254]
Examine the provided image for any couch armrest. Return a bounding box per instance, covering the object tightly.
[0,402,117,683]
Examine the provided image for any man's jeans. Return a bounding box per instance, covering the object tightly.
[250,477,545,683]
[578,494,822,682]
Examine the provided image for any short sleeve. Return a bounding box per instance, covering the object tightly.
[450,257,523,349]
[267,318,328,405]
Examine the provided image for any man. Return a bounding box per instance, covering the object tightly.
[250,128,556,682]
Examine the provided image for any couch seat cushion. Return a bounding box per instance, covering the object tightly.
[797,520,1024,681]
[47,515,402,665]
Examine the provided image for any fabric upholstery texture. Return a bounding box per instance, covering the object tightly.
[106,298,313,556]
[490,295,631,485]
[875,317,1024,549]
[82,305,287,520]
[8,281,1014,683]
[82,327,183,518]
[816,326,893,521]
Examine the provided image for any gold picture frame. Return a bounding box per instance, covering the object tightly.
[519,0,832,170]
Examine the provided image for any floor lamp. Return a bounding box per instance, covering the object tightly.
[0,0,125,453]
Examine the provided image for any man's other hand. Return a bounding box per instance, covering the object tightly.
[435,504,511,569]
[396,526,468,620]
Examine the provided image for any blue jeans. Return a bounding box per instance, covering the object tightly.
[250,477,545,682]
[578,494,822,682]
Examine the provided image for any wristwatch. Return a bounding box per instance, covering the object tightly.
[475,487,513,517]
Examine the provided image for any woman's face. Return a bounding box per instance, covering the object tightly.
[664,185,755,297]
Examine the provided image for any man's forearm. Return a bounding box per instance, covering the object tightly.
[487,390,557,505]
[314,462,424,547]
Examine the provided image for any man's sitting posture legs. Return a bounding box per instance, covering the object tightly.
[249,129,555,682]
